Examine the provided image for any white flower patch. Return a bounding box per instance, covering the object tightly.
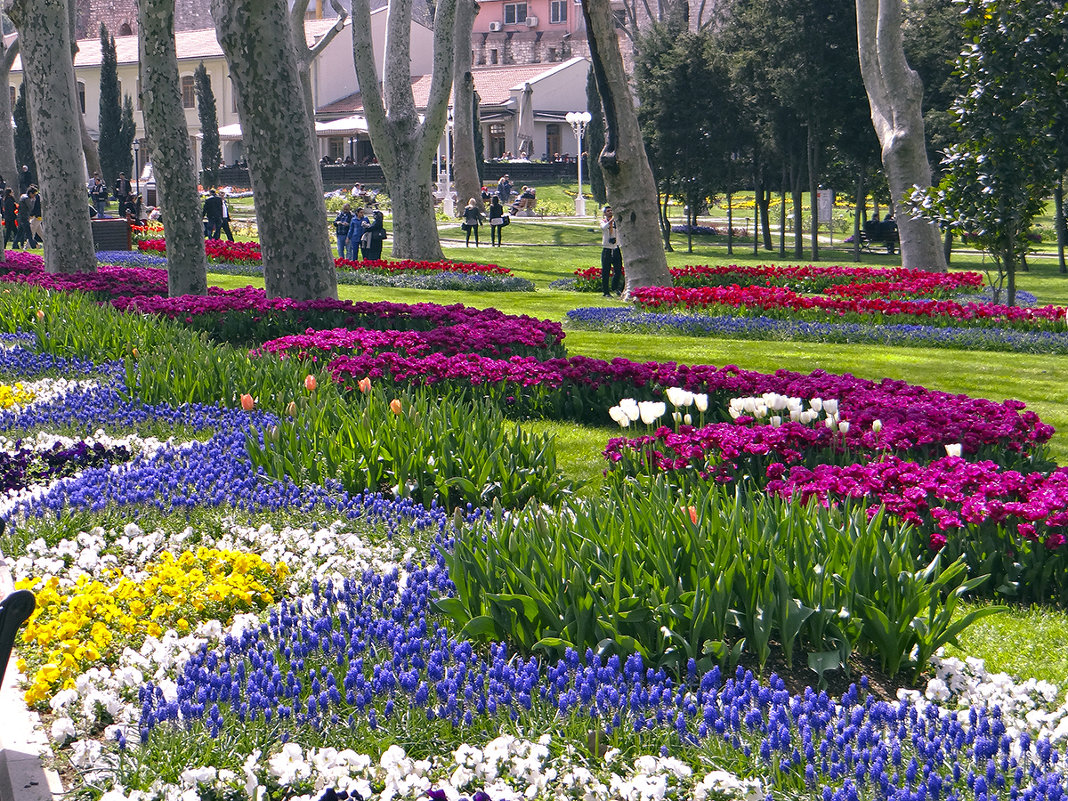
[899,652,1068,743]
[111,737,761,801]
[0,377,99,415]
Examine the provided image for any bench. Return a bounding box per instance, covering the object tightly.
[511,195,537,217]
[91,218,132,251]
[860,220,899,254]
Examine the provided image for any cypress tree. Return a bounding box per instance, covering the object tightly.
[119,95,136,178]
[98,24,124,187]
[195,62,222,188]
[585,68,606,205]
[13,83,35,185]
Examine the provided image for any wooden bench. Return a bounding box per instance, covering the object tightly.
[91,218,132,251]
[860,220,899,254]
[511,195,537,217]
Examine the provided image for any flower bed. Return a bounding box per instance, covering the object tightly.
[567,306,1068,354]
[571,262,983,296]
[631,283,1068,331]
[4,291,1068,801]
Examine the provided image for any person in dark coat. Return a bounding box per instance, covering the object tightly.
[2,188,17,249]
[488,196,506,247]
[201,189,224,239]
[18,165,32,194]
[361,210,386,260]
[16,189,32,249]
[461,198,483,247]
[114,172,132,217]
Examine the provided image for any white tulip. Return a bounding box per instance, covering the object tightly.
[665,386,694,408]
[770,416,782,427]
[683,414,692,425]
[823,399,839,416]
[672,412,682,423]
[810,397,823,412]
[694,394,708,412]
[638,401,665,425]
[742,397,758,414]
[872,419,882,433]
[789,410,801,422]
[620,398,640,421]
[945,443,962,458]
[838,420,850,434]
[608,405,627,425]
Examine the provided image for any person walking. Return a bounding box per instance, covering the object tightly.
[461,198,483,247]
[18,165,32,195]
[113,172,132,217]
[349,206,368,260]
[488,196,506,247]
[600,205,623,297]
[496,175,512,205]
[16,188,32,249]
[218,192,235,241]
[334,202,354,258]
[29,186,43,247]
[361,210,387,260]
[201,189,224,239]
[89,174,108,217]
[2,188,17,250]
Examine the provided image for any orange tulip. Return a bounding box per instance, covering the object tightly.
[358,376,371,394]
[131,348,139,358]
[304,374,317,392]
[389,398,403,415]
[240,394,255,411]
[687,505,698,525]
[286,401,297,417]
[35,309,44,320]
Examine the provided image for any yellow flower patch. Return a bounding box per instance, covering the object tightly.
[0,382,35,409]
[15,547,288,707]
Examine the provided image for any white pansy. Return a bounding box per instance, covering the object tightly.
[50,717,77,745]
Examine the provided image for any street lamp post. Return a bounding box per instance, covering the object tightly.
[565,111,592,217]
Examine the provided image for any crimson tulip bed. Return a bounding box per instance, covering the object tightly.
[572,262,984,297]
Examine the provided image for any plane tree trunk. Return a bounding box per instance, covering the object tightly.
[452,0,482,213]
[351,0,458,260]
[138,0,208,296]
[581,0,671,293]
[856,0,947,271]
[6,0,96,274]
[213,0,338,299]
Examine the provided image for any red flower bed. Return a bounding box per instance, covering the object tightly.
[572,263,983,297]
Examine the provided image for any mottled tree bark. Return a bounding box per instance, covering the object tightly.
[352,0,457,260]
[0,38,20,189]
[291,0,348,177]
[67,0,99,177]
[451,0,481,213]
[6,0,96,273]
[214,0,337,300]
[856,0,947,272]
[138,0,208,297]
[581,0,670,293]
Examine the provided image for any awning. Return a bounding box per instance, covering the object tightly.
[315,115,369,136]
[218,123,243,142]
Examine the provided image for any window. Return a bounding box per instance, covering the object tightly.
[546,124,560,157]
[490,49,499,65]
[77,81,86,113]
[118,22,132,35]
[550,0,566,23]
[329,137,345,161]
[489,123,506,159]
[181,75,195,109]
[503,3,526,24]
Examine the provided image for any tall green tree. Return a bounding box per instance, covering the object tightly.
[194,62,222,188]
[98,24,124,187]
[912,0,1068,305]
[13,81,35,183]
[118,94,136,178]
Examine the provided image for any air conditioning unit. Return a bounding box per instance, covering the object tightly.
[525,15,538,26]
[488,20,502,31]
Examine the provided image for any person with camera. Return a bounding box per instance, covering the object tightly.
[600,205,623,297]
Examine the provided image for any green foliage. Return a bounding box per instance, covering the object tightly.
[13,82,35,184]
[98,24,125,189]
[910,0,1068,305]
[246,384,574,510]
[118,96,136,180]
[438,480,1002,678]
[195,63,222,190]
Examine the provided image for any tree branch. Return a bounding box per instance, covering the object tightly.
[417,0,458,167]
